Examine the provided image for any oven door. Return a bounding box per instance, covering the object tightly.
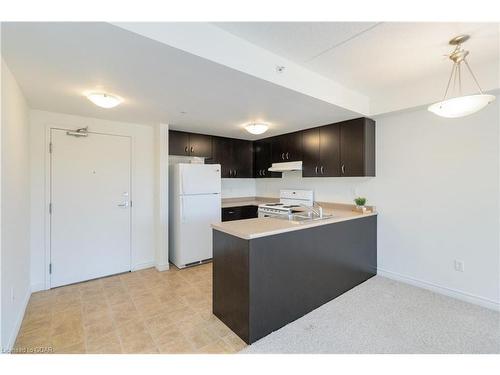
[258,209,284,219]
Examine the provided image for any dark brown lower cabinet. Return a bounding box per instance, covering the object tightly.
[213,216,377,344]
[221,206,258,222]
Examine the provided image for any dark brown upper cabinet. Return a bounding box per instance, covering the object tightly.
[271,131,302,163]
[302,128,320,177]
[168,130,190,156]
[189,133,212,157]
[232,138,253,178]
[209,136,253,178]
[339,118,375,177]
[302,118,375,177]
[168,130,212,158]
[169,117,375,179]
[253,139,281,178]
[302,123,341,177]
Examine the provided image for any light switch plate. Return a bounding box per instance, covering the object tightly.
[454,260,465,272]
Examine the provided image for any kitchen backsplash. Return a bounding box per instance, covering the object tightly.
[255,170,373,204]
[221,178,256,198]
[168,155,371,202]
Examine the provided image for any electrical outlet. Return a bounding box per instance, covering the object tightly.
[454,260,465,272]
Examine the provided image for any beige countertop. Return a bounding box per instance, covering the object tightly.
[221,196,278,208]
[212,201,377,240]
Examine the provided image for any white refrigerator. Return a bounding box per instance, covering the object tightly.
[169,163,221,268]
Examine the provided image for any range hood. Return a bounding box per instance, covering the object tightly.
[268,161,303,172]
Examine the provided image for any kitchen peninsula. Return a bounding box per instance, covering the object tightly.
[211,205,377,344]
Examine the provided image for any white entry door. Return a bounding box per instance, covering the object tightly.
[50,128,132,288]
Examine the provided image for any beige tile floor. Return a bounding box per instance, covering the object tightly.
[13,263,247,354]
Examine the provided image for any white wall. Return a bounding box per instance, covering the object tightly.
[256,104,500,309]
[30,110,156,290]
[221,178,256,198]
[1,60,31,350]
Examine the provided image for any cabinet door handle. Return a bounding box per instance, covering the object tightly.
[234,170,237,177]
[315,166,318,174]
[229,170,232,177]
[190,146,194,153]
[286,152,289,160]
[320,166,324,174]
[184,146,188,153]
[341,164,345,175]
[263,169,266,176]
[281,153,285,160]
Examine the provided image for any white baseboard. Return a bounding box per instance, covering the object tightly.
[377,267,500,312]
[155,263,170,272]
[131,261,155,271]
[6,288,32,352]
[30,283,46,293]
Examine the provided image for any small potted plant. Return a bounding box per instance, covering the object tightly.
[354,197,367,212]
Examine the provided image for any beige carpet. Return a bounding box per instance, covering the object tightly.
[242,276,500,354]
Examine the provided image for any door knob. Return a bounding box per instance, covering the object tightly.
[118,202,129,208]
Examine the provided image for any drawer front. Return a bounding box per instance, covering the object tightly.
[221,205,258,222]
[222,207,242,222]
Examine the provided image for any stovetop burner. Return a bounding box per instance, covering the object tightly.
[258,189,314,217]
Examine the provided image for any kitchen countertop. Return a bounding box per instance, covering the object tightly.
[221,196,278,208]
[212,202,377,240]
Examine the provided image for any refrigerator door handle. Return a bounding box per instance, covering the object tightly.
[180,196,185,223]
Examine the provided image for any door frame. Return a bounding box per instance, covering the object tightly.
[44,125,133,289]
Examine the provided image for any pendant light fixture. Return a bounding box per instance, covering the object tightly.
[428,35,495,118]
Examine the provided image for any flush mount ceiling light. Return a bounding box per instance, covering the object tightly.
[245,122,269,135]
[428,35,495,118]
[86,92,123,109]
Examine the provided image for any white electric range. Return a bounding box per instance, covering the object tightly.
[258,189,314,218]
